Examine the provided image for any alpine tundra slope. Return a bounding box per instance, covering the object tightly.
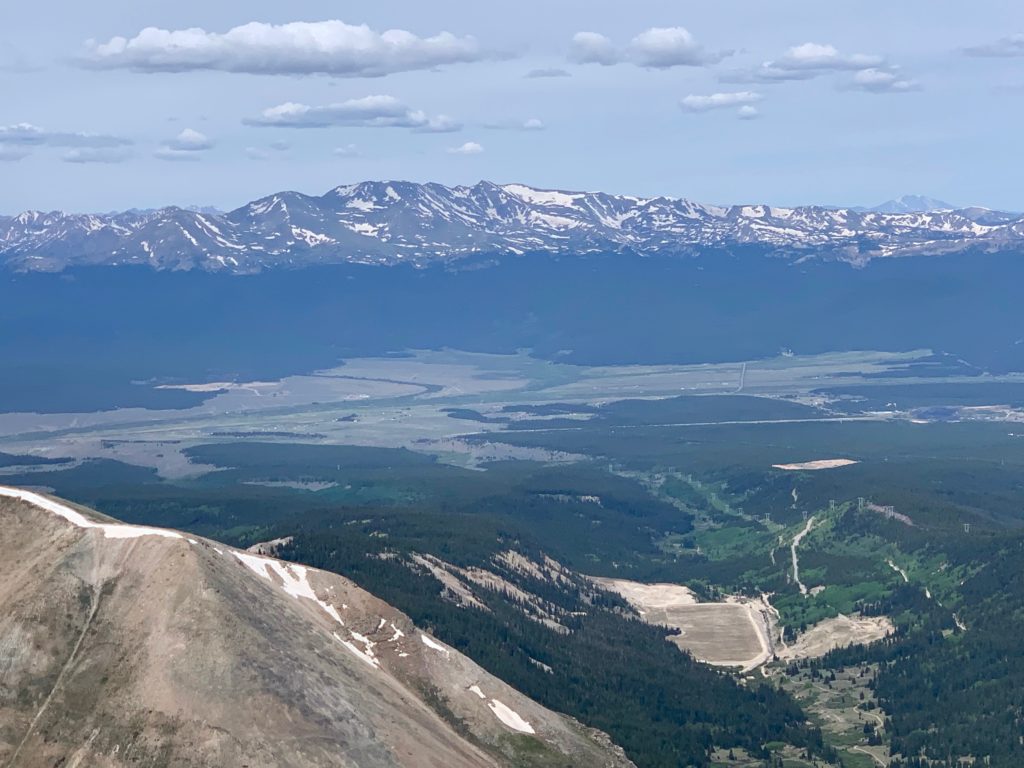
[0,486,632,768]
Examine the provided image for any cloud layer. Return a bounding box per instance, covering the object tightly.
[0,122,131,148]
[244,96,459,132]
[83,20,484,77]
[724,42,885,82]
[681,91,761,112]
[570,27,726,68]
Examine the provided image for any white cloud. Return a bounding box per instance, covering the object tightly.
[628,27,726,68]
[0,122,131,148]
[245,96,460,132]
[737,105,760,120]
[570,27,725,68]
[333,144,360,158]
[156,128,213,161]
[0,144,30,162]
[82,20,485,77]
[167,128,213,151]
[775,43,882,71]
[725,42,885,83]
[849,68,919,93]
[964,34,1024,57]
[62,147,131,163]
[484,117,545,131]
[681,91,762,112]
[447,141,483,155]
[569,32,618,65]
[525,67,571,79]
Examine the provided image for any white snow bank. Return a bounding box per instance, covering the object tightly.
[230,551,344,626]
[420,634,450,657]
[0,485,183,540]
[487,698,535,734]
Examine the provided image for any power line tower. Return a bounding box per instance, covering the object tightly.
[802,510,809,521]
[857,497,865,512]
[963,523,971,534]
[829,499,836,514]
[763,513,771,525]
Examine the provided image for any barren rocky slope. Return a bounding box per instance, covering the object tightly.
[0,486,632,768]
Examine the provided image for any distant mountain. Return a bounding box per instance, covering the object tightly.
[869,195,956,213]
[2,181,1024,273]
[0,486,633,768]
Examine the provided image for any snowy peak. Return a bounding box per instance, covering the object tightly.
[869,195,956,213]
[2,181,1023,272]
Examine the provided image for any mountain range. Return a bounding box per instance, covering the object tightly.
[2,181,1022,273]
[0,486,632,768]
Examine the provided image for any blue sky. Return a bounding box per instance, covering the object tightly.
[2,1,1023,212]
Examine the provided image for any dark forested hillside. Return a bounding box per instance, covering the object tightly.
[3,248,1024,412]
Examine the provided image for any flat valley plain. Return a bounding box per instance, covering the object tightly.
[6,347,1024,766]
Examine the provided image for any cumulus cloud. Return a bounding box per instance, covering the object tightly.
[681,91,762,112]
[848,68,919,93]
[628,27,727,67]
[62,147,132,163]
[964,33,1024,57]
[244,95,460,132]
[484,117,545,131]
[570,27,726,68]
[525,67,571,78]
[333,144,360,158]
[737,105,759,120]
[723,42,885,83]
[0,122,131,148]
[155,128,213,161]
[775,42,882,71]
[81,20,485,77]
[447,141,483,155]
[569,32,619,65]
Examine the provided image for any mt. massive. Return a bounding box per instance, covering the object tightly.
[3,181,1023,272]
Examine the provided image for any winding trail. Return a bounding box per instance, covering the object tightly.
[791,516,816,596]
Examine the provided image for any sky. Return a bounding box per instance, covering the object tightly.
[2,1,1023,213]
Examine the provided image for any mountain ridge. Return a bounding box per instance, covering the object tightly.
[2,180,1023,273]
[0,485,633,768]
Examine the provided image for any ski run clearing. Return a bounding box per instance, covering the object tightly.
[772,459,859,471]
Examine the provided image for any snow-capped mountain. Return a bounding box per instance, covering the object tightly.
[2,181,1023,272]
[868,195,956,214]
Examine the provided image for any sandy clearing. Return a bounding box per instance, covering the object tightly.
[590,577,699,610]
[773,459,859,471]
[777,614,894,660]
[595,578,771,670]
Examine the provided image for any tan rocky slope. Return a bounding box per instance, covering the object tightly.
[0,487,633,768]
